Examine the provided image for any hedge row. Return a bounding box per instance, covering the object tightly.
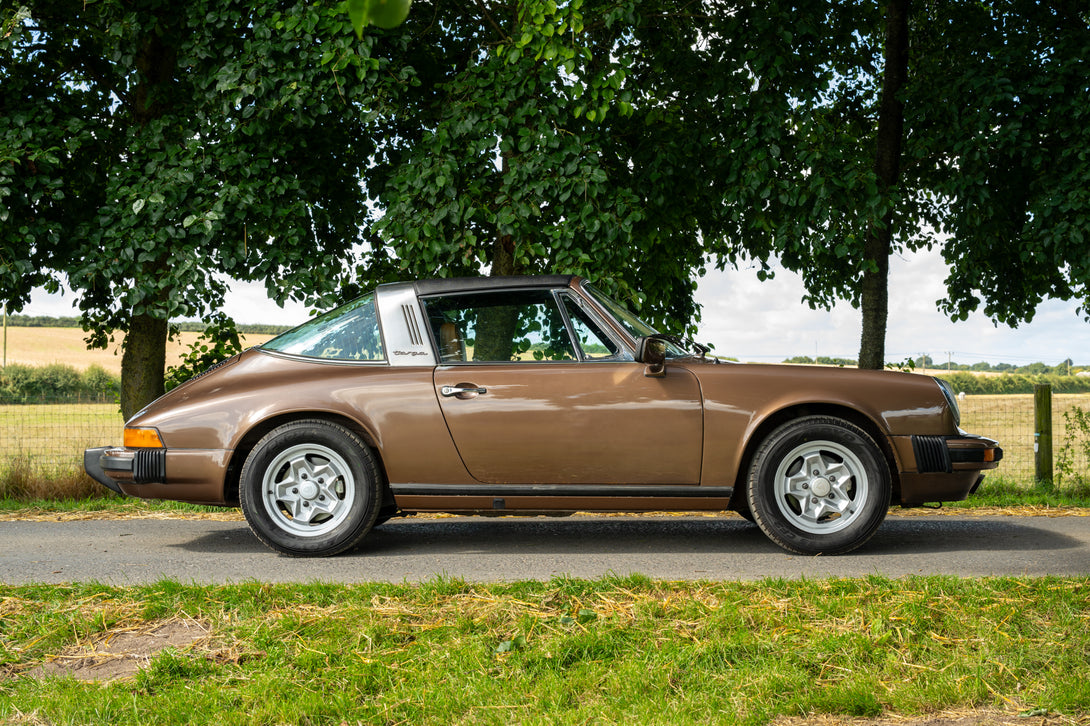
[0,363,119,404]
[933,372,1090,395]
[5,314,290,336]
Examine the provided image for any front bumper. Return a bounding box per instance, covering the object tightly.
[83,446,232,505]
[909,433,1003,474]
[892,433,1004,506]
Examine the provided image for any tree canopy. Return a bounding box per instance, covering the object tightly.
[3,0,1089,411]
[696,0,1090,366]
[1,0,403,415]
[911,0,1090,326]
[366,0,733,331]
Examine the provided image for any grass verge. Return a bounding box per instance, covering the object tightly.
[2,576,1088,725]
[946,475,1090,510]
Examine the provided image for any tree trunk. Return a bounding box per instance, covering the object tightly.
[474,235,521,361]
[858,234,891,370]
[120,314,168,420]
[491,234,517,277]
[491,143,519,278]
[117,23,176,418]
[858,0,909,370]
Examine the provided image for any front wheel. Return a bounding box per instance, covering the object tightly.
[747,416,891,555]
[239,419,382,557]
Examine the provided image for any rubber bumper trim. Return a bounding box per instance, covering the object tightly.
[83,446,124,495]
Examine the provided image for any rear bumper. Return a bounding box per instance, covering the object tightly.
[83,446,231,505]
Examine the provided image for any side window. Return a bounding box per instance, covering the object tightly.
[561,295,627,360]
[263,294,385,361]
[423,290,577,362]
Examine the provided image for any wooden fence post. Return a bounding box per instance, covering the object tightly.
[1034,383,1053,484]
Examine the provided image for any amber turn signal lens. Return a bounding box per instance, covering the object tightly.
[124,428,164,448]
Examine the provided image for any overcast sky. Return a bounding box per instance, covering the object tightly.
[694,247,1088,366]
[16,246,1089,366]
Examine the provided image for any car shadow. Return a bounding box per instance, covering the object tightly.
[358,516,772,557]
[350,514,1084,558]
[175,515,1084,558]
[863,516,1083,555]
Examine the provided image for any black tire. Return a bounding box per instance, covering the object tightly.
[747,416,891,555]
[239,419,381,557]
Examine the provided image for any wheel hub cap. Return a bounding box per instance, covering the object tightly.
[810,477,832,497]
[260,443,356,537]
[773,440,870,535]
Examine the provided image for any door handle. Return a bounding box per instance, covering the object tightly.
[441,385,487,397]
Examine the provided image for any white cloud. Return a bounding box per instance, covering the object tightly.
[695,247,1090,366]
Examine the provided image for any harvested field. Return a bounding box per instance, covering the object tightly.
[1,327,274,375]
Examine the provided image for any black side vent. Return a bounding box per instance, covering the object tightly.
[133,449,167,484]
[402,305,423,345]
[912,435,952,474]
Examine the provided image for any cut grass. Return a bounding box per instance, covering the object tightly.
[1,576,1088,725]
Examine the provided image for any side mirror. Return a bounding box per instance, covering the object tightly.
[635,336,668,377]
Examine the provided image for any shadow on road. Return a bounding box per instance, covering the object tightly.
[175,515,1084,558]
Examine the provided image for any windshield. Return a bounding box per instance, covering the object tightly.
[262,294,385,361]
[582,283,689,357]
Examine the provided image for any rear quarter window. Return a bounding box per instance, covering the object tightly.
[263,294,385,361]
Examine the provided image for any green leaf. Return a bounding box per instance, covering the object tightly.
[494,634,527,653]
[348,0,370,39]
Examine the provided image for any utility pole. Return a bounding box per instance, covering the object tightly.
[2,302,6,368]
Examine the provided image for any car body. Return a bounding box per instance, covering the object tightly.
[85,275,1002,556]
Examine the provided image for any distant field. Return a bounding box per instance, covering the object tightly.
[1,327,275,376]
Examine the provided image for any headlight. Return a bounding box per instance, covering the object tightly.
[933,378,961,428]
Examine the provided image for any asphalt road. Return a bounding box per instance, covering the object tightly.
[2,514,1089,585]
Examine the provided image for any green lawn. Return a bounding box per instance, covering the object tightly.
[2,576,1088,725]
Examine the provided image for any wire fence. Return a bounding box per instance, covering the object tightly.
[1,392,1088,482]
[959,393,1090,481]
[0,395,123,471]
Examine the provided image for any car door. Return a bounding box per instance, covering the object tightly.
[424,288,703,485]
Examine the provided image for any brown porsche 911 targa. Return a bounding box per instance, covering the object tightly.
[86,275,1002,557]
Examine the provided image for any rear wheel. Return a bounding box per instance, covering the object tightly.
[747,416,891,555]
[239,419,381,557]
